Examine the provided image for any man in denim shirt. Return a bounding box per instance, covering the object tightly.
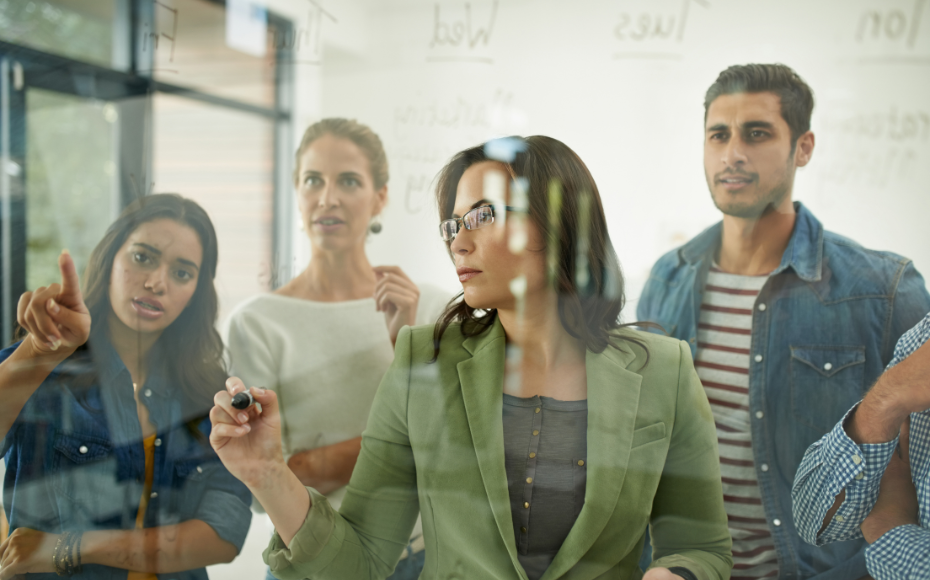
[636,63,930,579]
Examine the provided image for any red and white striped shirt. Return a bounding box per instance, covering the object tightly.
[695,266,778,579]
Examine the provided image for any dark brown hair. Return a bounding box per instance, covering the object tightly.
[432,135,652,360]
[293,118,389,189]
[704,63,815,145]
[81,194,225,411]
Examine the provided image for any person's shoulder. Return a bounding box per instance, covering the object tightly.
[613,326,685,360]
[226,294,317,333]
[822,229,912,267]
[821,229,921,295]
[396,320,473,362]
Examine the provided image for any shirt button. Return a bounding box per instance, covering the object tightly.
[524,502,529,509]
[754,354,763,363]
[154,438,162,447]
[773,518,782,526]
[535,407,540,414]
[835,515,845,522]
[144,389,152,397]
[526,477,533,484]
[761,464,769,472]
[150,492,158,499]
[755,411,764,419]
[757,303,766,311]
[528,452,536,459]
[855,472,864,480]
[823,362,833,371]
[578,460,585,466]
[78,445,88,454]
[520,526,527,533]
[852,455,862,465]
[532,430,539,436]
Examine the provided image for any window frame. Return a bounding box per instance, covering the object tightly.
[0,0,295,344]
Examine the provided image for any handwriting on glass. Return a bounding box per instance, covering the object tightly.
[428,1,498,63]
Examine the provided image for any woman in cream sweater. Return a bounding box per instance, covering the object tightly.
[224,119,448,580]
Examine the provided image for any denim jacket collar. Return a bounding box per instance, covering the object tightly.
[678,201,825,282]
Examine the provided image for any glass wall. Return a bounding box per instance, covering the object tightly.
[1,2,929,580]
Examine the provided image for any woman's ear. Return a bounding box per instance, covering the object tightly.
[373,184,389,215]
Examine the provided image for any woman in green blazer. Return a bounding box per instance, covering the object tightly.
[210,136,732,580]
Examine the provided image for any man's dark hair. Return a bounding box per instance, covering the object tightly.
[704,63,815,144]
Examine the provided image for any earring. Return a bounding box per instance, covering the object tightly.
[369,215,383,234]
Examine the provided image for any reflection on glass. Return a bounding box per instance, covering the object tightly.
[0,0,116,67]
[26,88,117,289]
[153,93,273,321]
[152,0,275,108]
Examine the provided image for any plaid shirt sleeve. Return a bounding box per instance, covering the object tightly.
[792,405,898,545]
[866,525,930,580]
[793,312,930,551]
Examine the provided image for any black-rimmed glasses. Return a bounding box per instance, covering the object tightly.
[439,204,522,242]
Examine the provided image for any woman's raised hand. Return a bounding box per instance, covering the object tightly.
[17,250,90,356]
[209,378,286,490]
[372,265,420,346]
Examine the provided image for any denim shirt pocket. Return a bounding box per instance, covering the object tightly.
[790,346,866,433]
[167,456,212,515]
[52,432,130,526]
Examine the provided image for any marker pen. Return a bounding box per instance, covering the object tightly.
[231,391,255,410]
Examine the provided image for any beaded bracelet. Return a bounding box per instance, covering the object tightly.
[52,533,67,576]
[52,531,84,576]
[65,531,77,575]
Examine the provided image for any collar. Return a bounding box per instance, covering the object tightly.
[678,201,824,282]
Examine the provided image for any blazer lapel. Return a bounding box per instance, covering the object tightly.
[457,320,524,576]
[541,345,644,580]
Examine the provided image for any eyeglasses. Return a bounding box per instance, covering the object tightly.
[439,204,522,241]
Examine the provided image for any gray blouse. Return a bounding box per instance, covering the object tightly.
[502,394,588,580]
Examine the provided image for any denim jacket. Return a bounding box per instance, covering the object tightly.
[0,332,252,580]
[635,202,930,580]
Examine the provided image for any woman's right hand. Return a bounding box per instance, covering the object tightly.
[209,378,286,490]
[17,250,90,356]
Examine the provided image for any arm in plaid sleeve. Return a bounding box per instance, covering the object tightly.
[865,524,930,580]
[792,404,898,545]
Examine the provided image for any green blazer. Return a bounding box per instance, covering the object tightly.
[265,319,732,580]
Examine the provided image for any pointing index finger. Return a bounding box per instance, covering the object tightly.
[58,250,83,303]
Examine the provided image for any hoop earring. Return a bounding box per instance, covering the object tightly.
[369,215,382,234]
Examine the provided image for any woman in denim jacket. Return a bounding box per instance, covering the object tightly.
[0,194,251,578]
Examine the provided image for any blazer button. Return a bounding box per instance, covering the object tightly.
[528,452,536,459]
[578,460,585,466]
[532,430,539,436]
[526,477,533,484]
[520,526,527,534]
[524,502,529,509]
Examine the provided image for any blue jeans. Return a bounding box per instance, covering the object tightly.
[264,545,425,580]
